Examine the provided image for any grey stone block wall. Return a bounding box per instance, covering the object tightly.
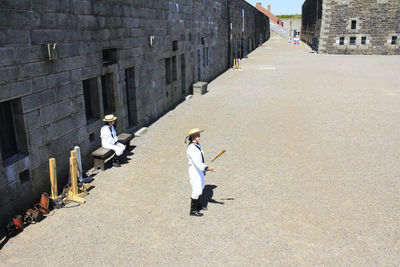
[228,0,270,65]
[0,0,269,228]
[281,19,302,37]
[302,0,400,55]
[301,0,323,48]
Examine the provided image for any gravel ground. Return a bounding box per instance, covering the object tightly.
[1,37,400,266]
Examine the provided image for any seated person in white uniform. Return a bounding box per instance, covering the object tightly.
[100,114,126,167]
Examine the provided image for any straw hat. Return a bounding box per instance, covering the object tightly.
[185,128,204,143]
[103,114,117,122]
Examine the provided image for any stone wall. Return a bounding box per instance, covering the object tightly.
[301,0,323,47]
[281,19,302,37]
[229,0,270,64]
[302,0,400,54]
[0,0,269,228]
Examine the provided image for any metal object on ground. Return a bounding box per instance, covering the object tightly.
[39,193,49,214]
[75,146,92,183]
[24,208,42,224]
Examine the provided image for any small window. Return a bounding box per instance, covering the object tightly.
[361,37,367,45]
[351,20,357,30]
[19,169,30,184]
[350,37,356,45]
[172,40,178,51]
[0,99,28,162]
[83,78,100,124]
[201,37,205,45]
[89,133,95,143]
[391,36,397,45]
[339,37,345,45]
[102,48,117,66]
[165,58,171,85]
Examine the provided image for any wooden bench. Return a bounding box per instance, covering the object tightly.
[92,133,133,171]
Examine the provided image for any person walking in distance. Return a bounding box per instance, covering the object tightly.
[185,128,216,217]
[100,114,126,167]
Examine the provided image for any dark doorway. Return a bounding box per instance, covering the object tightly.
[197,49,201,81]
[240,38,244,58]
[180,54,186,95]
[101,73,116,115]
[0,101,18,160]
[125,67,137,128]
[243,37,248,58]
[83,77,100,125]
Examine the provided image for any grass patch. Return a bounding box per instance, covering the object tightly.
[277,15,302,19]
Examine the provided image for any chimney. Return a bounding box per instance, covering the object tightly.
[256,2,262,7]
[268,5,271,12]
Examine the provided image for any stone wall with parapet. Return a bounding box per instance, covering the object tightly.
[0,0,269,228]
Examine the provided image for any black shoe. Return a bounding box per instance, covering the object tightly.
[190,210,203,216]
[112,160,121,167]
[190,198,203,217]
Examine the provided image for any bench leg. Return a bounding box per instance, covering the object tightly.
[94,158,106,171]
[98,159,105,171]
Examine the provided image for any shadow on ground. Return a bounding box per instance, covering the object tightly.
[201,185,225,209]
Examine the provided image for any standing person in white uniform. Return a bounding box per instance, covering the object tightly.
[100,114,126,167]
[185,128,215,217]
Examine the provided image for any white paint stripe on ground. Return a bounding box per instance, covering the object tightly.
[259,66,277,70]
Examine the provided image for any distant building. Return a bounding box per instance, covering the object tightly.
[255,3,284,27]
[301,0,400,55]
[281,19,302,37]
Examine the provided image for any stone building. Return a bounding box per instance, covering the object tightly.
[301,0,400,54]
[0,0,269,228]
[281,19,302,37]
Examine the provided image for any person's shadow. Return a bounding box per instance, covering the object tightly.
[201,185,224,209]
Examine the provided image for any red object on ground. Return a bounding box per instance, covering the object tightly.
[12,215,24,231]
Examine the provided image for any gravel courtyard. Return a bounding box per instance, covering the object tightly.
[1,37,399,266]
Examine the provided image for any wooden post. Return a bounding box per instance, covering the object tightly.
[63,150,87,204]
[49,158,58,200]
[70,157,78,196]
[70,150,78,195]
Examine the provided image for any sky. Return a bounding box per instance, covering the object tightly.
[245,0,304,15]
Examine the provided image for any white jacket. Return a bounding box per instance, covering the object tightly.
[186,142,207,171]
[100,125,118,147]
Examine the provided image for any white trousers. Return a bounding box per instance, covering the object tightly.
[102,142,126,156]
[189,165,205,199]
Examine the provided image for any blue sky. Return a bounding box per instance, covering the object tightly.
[245,0,304,15]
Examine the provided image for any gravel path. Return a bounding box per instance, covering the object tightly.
[1,37,400,266]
